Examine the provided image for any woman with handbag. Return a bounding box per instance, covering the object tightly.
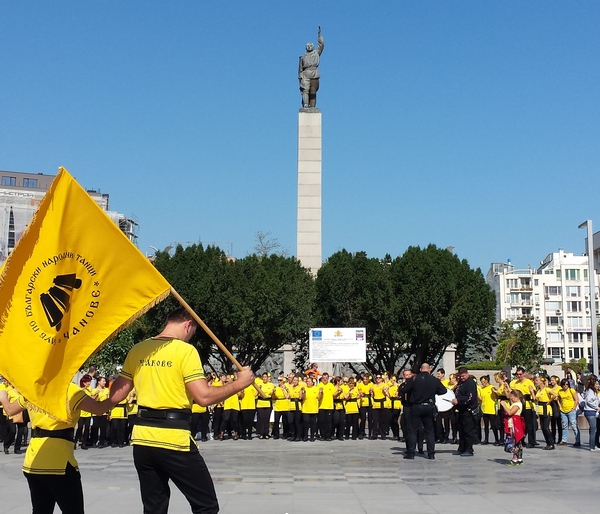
[582,376,600,451]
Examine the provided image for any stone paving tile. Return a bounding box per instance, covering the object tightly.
[1,433,599,513]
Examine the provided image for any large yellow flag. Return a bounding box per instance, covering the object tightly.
[0,167,170,421]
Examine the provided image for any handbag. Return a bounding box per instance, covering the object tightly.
[503,434,514,453]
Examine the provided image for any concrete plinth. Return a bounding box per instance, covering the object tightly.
[297,109,322,275]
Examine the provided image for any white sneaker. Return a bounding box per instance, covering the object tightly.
[590,447,597,452]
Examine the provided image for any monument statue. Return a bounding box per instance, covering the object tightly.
[298,26,324,108]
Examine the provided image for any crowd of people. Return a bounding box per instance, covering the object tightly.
[2,365,599,459]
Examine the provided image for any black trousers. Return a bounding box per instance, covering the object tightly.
[407,404,436,456]
[290,408,303,440]
[435,409,452,441]
[272,410,289,438]
[345,412,359,439]
[332,410,345,440]
[111,418,127,446]
[240,409,255,439]
[317,409,333,439]
[523,408,536,445]
[90,415,108,446]
[539,415,554,446]
[302,413,317,441]
[457,411,478,454]
[256,407,271,437]
[358,406,370,438]
[74,417,91,446]
[482,413,499,443]
[25,462,84,514]
[133,443,218,514]
[191,412,211,441]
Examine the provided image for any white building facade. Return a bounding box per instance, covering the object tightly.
[0,170,138,267]
[487,249,600,365]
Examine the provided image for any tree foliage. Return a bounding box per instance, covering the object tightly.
[312,245,496,374]
[496,318,544,371]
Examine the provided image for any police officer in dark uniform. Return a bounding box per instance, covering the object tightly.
[452,366,479,457]
[401,363,447,460]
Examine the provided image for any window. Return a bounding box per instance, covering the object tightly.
[547,332,563,342]
[534,279,539,286]
[545,301,561,311]
[565,269,580,281]
[565,286,580,297]
[569,347,584,359]
[506,278,518,289]
[546,316,560,326]
[556,270,561,280]
[507,293,520,304]
[545,286,561,296]
[547,347,561,359]
[568,333,585,343]
[566,301,581,312]
[520,278,532,289]
[22,178,37,188]
[567,317,584,328]
[1,176,16,186]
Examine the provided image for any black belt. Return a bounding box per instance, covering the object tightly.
[290,398,300,402]
[135,407,192,430]
[498,395,508,401]
[346,398,357,402]
[418,401,434,406]
[32,427,75,442]
[374,398,386,404]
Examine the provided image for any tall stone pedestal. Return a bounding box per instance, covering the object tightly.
[297,109,322,275]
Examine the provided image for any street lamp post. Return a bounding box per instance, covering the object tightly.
[579,220,599,376]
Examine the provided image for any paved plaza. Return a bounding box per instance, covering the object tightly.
[1,433,598,514]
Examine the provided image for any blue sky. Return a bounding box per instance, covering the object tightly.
[1,2,598,274]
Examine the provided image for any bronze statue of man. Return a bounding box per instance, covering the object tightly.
[298,27,324,108]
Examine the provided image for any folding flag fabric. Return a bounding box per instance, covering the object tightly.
[0,167,170,421]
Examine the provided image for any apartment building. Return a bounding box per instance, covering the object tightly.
[487,249,600,364]
[0,170,138,267]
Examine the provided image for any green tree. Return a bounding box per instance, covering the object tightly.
[313,250,396,374]
[496,318,544,371]
[390,244,496,370]
[312,246,496,374]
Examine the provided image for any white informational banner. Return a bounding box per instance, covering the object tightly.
[309,327,366,363]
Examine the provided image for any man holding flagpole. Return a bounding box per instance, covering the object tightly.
[108,307,255,514]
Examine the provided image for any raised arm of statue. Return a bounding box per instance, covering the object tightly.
[317,26,324,56]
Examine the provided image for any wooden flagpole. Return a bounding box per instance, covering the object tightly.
[170,287,266,396]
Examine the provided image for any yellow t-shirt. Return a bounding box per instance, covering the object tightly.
[223,392,240,411]
[20,382,87,475]
[256,381,275,409]
[301,385,320,414]
[479,385,495,415]
[334,385,348,411]
[371,383,387,410]
[273,385,290,412]
[239,385,257,410]
[344,387,360,414]
[558,388,577,413]
[288,384,303,411]
[318,381,336,410]
[120,337,205,452]
[510,379,536,410]
[79,385,93,418]
[536,387,553,416]
[192,402,207,414]
[357,381,372,408]
[388,384,401,410]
